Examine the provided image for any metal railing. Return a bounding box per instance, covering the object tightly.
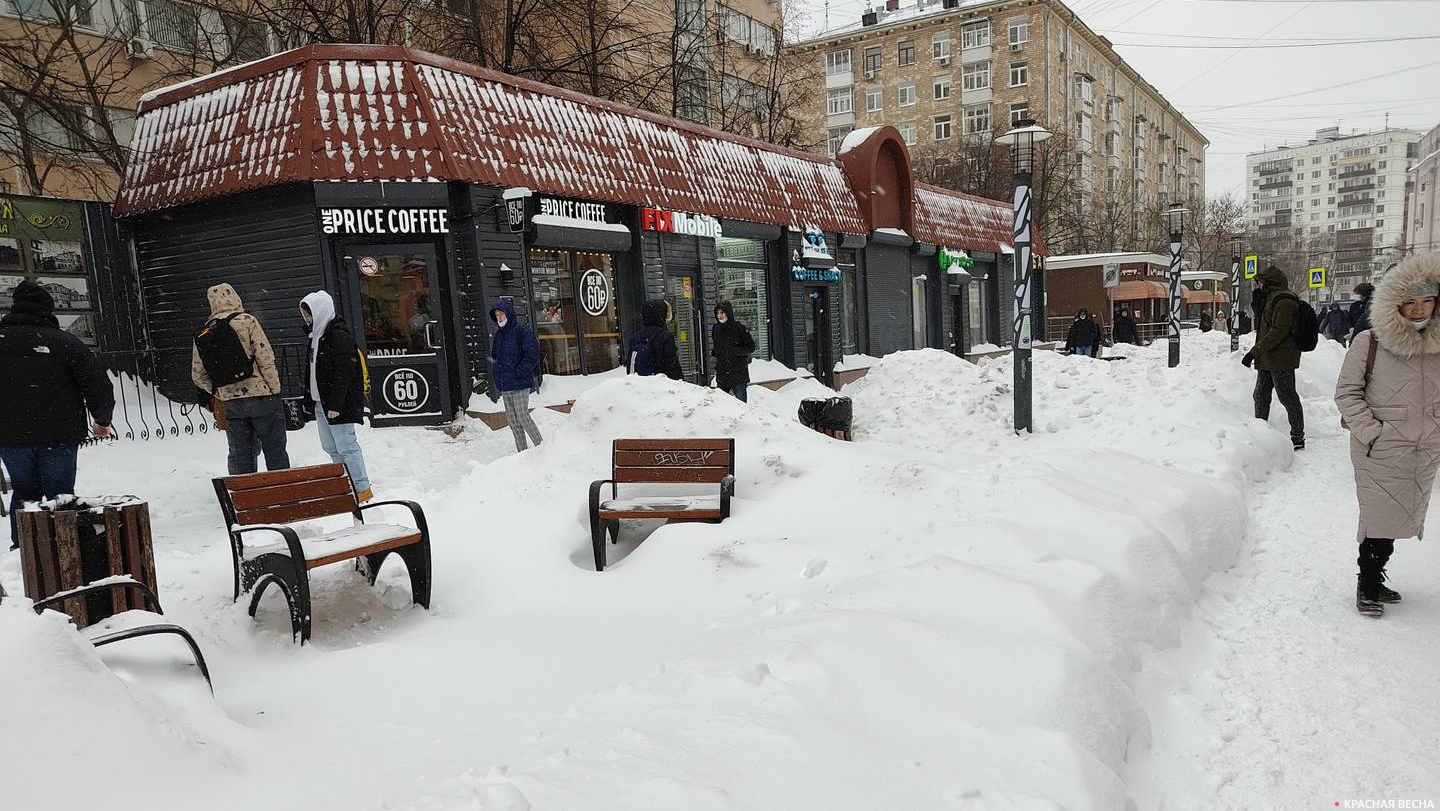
[93,345,308,442]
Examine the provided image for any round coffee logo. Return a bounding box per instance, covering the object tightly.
[579,268,611,317]
[382,368,430,414]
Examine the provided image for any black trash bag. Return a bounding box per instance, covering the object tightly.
[282,396,311,431]
[798,396,853,432]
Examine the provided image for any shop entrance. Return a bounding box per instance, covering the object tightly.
[664,270,704,384]
[529,249,622,376]
[347,243,452,426]
[804,286,834,387]
[951,293,965,355]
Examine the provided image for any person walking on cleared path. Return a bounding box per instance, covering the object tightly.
[0,281,114,549]
[1064,309,1100,357]
[1334,254,1440,617]
[301,291,373,502]
[192,282,290,475]
[1243,266,1306,450]
[1113,308,1139,345]
[711,300,756,402]
[488,298,543,452]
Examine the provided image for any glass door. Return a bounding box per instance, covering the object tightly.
[347,243,451,426]
[664,271,704,384]
[806,286,833,387]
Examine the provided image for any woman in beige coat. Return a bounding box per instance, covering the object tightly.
[1335,253,1440,617]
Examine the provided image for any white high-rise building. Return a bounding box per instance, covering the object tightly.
[1245,126,1420,298]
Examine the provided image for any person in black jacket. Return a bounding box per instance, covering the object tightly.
[711,300,757,401]
[1113,308,1139,345]
[0,281,114,548]
[628,299,684,380]
[1349,282,1375,339]
[1199,309,1215,332]
[301,290,372,502]
[1064,309,1101,357]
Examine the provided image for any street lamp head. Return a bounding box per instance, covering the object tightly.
[1162,203,1190,235]
[995,118,1052,175]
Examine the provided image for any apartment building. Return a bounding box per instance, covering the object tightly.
[1246,126,1420,297]
[793,0,1207,231]
[1405,122,1440,257]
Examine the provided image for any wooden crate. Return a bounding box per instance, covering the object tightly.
[18,501,156,627]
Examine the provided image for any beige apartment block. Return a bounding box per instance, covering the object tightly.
[794,0,1206,233]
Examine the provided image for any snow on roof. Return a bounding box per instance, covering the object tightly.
[115,45,867,234]
[801,0,992,41]
[912,183,1031,255]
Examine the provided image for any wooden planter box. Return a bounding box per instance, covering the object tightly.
[18,499,157,627]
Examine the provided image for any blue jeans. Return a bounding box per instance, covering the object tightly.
[1074,346,1094,357]
[315,409,370,492]
[0,444,79,547]
[728,384,748,403]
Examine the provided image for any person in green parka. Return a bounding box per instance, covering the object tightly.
[1242,265,1305,450]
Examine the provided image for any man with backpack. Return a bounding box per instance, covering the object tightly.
[1241,266,1308,450]
[192,282,290,474]
[628,299,684,381]
[488,298,544,452]
[0,281,115,549]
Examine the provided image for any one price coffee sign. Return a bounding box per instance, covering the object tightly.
[382,368,430,414]
[320,208,450,236]
[579,268,612,316]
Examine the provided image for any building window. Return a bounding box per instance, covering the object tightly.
[1009,61,1028,87]
[839,250,861,355]
[864,46,881,74]
[146,0,202,52]
[899,82,916,106]
[716,237,771,361]
[932,33,951,60]
[899,121,917,145]
[962,19,990,49]
[933,75,951,101]
[1010,103,1029,124]
[221,13,271,63]
[866,85,882,111]
[826,126,851,156]
[964,103,991,135]
[826,49,851,75]
[934,114,952,141]
[962,61,991,91]
[11,0,94,25]
[827,88,853,116]
[898,39,916,66]
[1008,17,1028,46]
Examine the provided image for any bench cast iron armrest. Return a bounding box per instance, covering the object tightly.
[233,524,308,563]
[359,500,431,540]
[589,479,617,513]
[32,578,163,615]
[89,623,214,692]
[720,475,735,520]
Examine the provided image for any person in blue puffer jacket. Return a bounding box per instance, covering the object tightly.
[489,299,543,452]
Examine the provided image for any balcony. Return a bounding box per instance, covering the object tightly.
[1259,178,1292,190]
[1339,166,1376,180]
[1339,182,1375,193]
[1258,163,1293,176]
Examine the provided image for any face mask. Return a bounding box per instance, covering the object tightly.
[1409,318,1431,331]
[717,314,728,323]
[495,313,508,327]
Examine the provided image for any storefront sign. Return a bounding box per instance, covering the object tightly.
[506,198,528,232]
[579,267,612,316]
[358,256,379,277]
[792,267,841,282]
[939,248,975,273]
[538,197,608,224]
[801,227,833,266]
[320,208,450,236]
[640,208,723,239]
[381,367,431,414]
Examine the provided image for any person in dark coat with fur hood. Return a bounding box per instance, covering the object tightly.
[711,300,757,401]
[628,299,684,381]
[0,280,114,548]
[301,290,373,502]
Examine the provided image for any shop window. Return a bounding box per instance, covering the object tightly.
[358,252,430,355]
[839,250,860,355]
[716,237,771,361]
[911,277,927,349]
[529,249,620,376]
[967,277,989,349]
[0,197,96,344]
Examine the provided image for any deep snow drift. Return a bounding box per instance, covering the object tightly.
[1,332,1434,810]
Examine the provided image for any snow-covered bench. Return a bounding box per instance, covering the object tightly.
[212,464,432,643]
[588,439,735,572]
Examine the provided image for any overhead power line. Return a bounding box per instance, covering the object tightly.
[1188,59,1440,112]
[1114,34,1440,48]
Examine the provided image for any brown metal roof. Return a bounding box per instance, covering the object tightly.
[117,44,1021,253]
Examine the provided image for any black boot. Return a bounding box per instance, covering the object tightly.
[1357,539,1394,617]
[1369,538,1401,603]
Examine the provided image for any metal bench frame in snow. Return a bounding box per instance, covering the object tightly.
[1,577,213,691]
[213,463,432,644]
[588,439,736,572]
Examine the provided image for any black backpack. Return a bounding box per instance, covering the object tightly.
[628,332,658,376]
[194,314,255,388]
[1287,295,1320,352]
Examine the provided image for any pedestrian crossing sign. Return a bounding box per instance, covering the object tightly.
[1308,267,1327,289]
[1244,255,1258,279]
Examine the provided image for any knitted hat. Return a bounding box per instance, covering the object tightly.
[1404,280,1440,301]
[10,280,54,313]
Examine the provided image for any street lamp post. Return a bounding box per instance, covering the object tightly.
[1229,237,1242,353]
[995,118,1052,434]
[1163,203,1189,369]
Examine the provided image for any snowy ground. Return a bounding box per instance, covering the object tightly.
[2,332,1437,810]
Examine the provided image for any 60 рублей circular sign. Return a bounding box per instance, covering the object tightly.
[382,368,430,413]
[578,268,612,316]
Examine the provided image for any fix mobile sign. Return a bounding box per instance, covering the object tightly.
[320,208,450,236]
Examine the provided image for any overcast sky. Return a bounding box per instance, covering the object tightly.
[790,0,1440,199]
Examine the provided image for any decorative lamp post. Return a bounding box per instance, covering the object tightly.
[1163,203,1190,368]
[1228,237,1242,353]
[995,118,1052,434]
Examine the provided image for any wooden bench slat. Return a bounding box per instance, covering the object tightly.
[613,449,731,468]
[105,508,128,614]
[614,467,732,484]
[53,511,86,626]
[612,439,733,451]
[306,533,422,569]
[223,464,348,491]
[229,477,354,511]
[599,509,723,520]
[236,495,359,526]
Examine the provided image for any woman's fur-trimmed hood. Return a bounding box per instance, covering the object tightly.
[1372,253,1440,358]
